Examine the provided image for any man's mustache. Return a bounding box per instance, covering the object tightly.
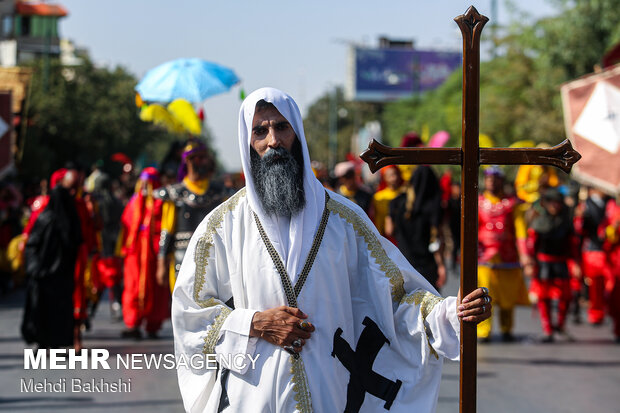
[262,147,291,165]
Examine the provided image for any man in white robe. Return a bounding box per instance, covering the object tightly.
[172,87,491,413]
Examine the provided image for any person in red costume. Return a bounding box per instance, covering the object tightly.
[120,167,169,339]
[477,166,530,342]
[22,169,68,237]
[601,197,620,343]
[68,163,100,352]
[574,187,612,325]
[528,188,580,342]
[88,174,124,322]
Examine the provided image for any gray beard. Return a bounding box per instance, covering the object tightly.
[250,142,305,217]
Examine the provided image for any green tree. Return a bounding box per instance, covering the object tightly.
[19,56,204,180]
[303,87,382,168]
[382,70,463,147]
[381,0,620,154]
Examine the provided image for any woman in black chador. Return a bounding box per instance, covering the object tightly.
[387,165,446,290]
[21,184,82,349]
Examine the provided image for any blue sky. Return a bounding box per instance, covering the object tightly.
[58,1,558,170]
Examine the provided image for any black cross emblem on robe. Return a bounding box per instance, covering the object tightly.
[359,6,581,413]
[331,316,402,412]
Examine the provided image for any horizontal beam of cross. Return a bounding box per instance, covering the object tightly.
[360,139,581,174]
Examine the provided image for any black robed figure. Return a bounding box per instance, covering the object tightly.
[21,185,82,348]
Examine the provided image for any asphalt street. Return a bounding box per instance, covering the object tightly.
[1,268,619,413]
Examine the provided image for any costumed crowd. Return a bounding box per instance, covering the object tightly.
[1,133,619,354]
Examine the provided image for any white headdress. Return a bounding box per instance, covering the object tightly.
[238,87,326,281]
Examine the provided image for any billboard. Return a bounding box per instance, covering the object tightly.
[346,47,461,102]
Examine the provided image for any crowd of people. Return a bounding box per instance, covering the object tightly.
[306,133,620,345]
[0,128,619,353]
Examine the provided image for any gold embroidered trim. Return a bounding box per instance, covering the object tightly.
[202,306,232,354]
[192,188,245,355]
[326,197,405,302]
[401,290,444,359]
[253,192,330,309]
[193,187,246,307]
[289,355,313,413]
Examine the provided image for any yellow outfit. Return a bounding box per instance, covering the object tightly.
[398,165,415,183]
[515,164,559,203]
[371,186,403,236]
[477,266,530,337]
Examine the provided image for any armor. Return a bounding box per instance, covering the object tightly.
[157,181,227,275]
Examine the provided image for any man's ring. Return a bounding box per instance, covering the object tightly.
[481,287,489,295]
[299,321,310,330]
[484,296,491,304]
[292,339,302,348]
[481,305,486,313]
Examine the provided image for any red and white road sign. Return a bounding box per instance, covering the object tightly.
[561,64,620,195]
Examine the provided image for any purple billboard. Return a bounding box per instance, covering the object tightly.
[346,47,461,102]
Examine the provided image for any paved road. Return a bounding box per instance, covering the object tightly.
[1,270,619,413]
[438,270,620,413]
[0,288,182,412]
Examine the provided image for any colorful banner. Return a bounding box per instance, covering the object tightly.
[347,47,461,101]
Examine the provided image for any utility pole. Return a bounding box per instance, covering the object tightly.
[43,15,51,92]
[491,0,498,57]
[328,87,338,170]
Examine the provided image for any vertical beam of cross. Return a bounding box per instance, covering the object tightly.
[454,7,488,413]
[360,6,581,413]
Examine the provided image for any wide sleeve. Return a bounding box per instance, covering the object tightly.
[395,289,460,361]
[327,193,460,368]
[368,200,461,361]
[171,204,257,412]
[172,218,233,412]
[380,236,461,362]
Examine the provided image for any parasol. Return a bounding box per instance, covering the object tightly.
[135,58,240,103]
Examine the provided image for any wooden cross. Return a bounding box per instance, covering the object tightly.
[360,6,581,413]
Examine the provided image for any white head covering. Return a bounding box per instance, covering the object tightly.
[238,87,326,281]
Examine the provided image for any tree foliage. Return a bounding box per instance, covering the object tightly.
[319,0,620,173]
[303,87,382,167]
[19,56,188,180]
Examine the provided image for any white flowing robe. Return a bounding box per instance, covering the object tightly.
[172,188,460,413]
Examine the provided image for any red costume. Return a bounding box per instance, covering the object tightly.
[23,169,67,237]
[478,195,522,265]
[574,195,611,324]
[121,168,169,336]
[528,190,577,339]
[602,199,620,341]
[73,193,99,323]
[477,189,530,341]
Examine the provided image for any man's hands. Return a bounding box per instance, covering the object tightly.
[250,306,315,353]
[457,287,492,323]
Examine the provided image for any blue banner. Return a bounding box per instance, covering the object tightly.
[352,48,461,101]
